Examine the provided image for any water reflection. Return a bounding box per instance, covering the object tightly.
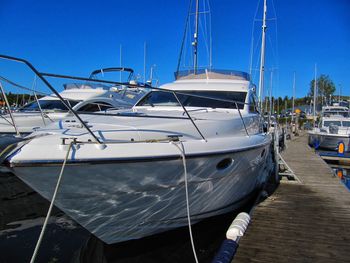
[331,167,350,190]
[0,171,254,263]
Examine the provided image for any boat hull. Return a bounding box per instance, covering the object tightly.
[308,132,350,152]
[11,143,272,244]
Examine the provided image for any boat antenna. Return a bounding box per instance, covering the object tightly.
[313,63,317,128]
[258,0,267,110]
[193,0,199,74]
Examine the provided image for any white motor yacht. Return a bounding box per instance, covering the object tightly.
[4,70,273,244]
[308,105,350,151]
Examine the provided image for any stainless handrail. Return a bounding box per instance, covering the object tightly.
[0,82,20,136]
[235,102,249,136]
[31,76,46,126]
[173,91,206,141]
[0,54,102,144]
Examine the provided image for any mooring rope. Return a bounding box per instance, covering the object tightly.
[171,141,199,263]
[30,142,73,263]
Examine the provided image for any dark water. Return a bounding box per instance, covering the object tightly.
[330,166,350,191]
[0,171,254,263]
[316,149,350,191]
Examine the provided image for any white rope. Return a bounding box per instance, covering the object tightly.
[30,142,73,263]
[170,141,199,263]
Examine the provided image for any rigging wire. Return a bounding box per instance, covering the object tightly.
[250,0,279,107]
[207,0,212,68]
[199,17,210,68]
[200,0,212,68]
[176,0,193,74]
[251,32,262,83]
[248,0,262,75]
[271,0,280,103]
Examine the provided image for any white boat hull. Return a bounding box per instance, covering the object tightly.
[10,143,271,244]
[308,132,350,152]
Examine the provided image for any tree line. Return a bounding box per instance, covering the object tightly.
[0,92,39,107]
[262,74,347,114]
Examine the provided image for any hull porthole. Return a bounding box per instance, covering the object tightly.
[216,158,234,171]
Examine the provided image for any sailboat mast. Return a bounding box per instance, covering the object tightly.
[193,0,199,74]
[144,42,147,83]
[258,0,267,111]
[269,70,273,116]
[313,64,317,128]
[119,44,122,83]
[292,71,296,123]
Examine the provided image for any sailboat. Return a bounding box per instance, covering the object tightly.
[1,0,273,244]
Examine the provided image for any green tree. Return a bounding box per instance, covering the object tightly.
[309,74,336,100]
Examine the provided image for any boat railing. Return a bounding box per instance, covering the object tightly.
[175,68,250,81]
[0,55,252,142]
[0,54,107,143]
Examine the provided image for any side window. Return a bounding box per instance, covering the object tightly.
[78,101,113,112]
[137,91,179,107]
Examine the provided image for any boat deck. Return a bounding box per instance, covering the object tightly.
[233,134,350,263]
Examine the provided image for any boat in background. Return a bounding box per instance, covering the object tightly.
[308,105,350,151]
[0,67,148,135]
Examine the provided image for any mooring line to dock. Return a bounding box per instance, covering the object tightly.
[30,142,73,263]
[171,141,199,263]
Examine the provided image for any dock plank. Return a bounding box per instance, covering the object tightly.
[234,134,350,263]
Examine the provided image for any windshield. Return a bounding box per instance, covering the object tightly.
[19,99,80,112]
[323,121,341,127]
[136,90,247,109]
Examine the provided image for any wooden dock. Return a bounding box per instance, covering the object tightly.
[234,134,350,263]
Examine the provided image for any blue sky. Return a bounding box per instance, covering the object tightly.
[0,0,349,99]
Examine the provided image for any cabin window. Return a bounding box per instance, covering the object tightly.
[137,90,247,109]
[323,121,341,127]
[77,101,114,112]
[342,121,350,127]
[19,99,80,112]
